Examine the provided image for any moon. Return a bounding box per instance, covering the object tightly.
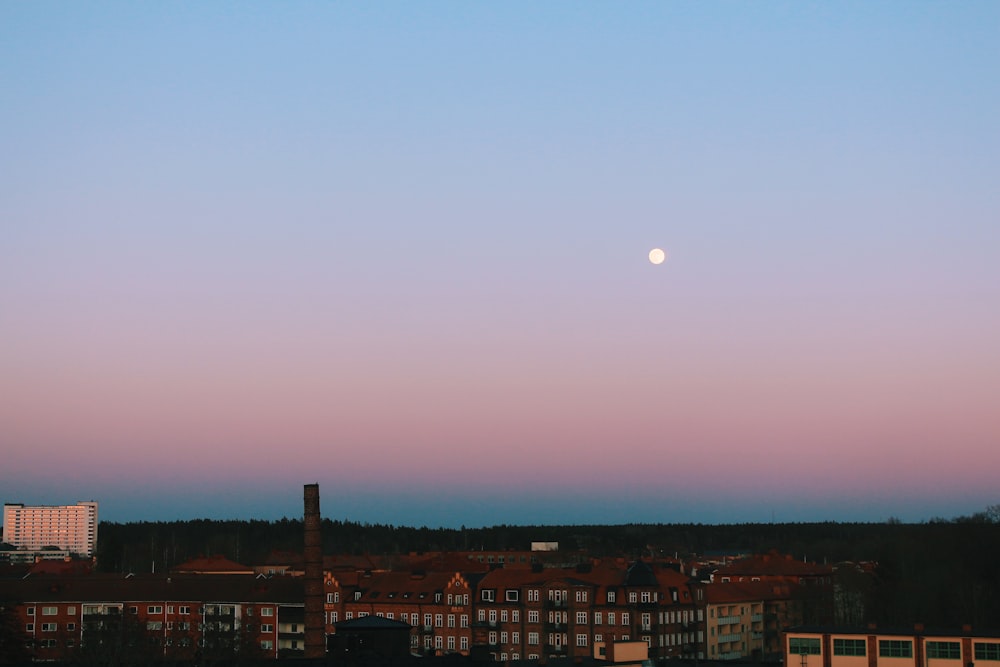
[648,248,666,265]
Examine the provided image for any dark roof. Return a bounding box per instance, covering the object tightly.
[624,560,658,587]
[0,573,305,605]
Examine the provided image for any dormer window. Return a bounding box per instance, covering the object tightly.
[354,591,361,601]
[506,590,519,602]
[482,589,495,602]
[607,591,616,603]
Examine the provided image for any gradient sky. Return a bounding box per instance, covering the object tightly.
[2,2,998,529]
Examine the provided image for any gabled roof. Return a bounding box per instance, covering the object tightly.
[354,570,469,603]
[171,554,253,574]
[703,579,797,603]
[714,551,832,577]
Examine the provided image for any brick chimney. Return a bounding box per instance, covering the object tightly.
[303,483,324,658]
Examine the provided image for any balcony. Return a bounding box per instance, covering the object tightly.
[716,615,740,625]
[718,633,743,643]
[545,600,568,609]
[751,613,763,622]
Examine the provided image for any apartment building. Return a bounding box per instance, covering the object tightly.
[785,625,1000,667]
[3,501,99,557]
[702,580,804,661]
[468,559,704,662]
[324,568,475,656]
[0,573,306,663]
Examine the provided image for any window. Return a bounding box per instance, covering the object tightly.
[260,607,274,617]
[435,614,443,627]
[506,589,519,602]
[147,621,163,630]
[148,606,163,614]
[607,591,616,603]
[576,590,587,602]
[577,634,588,646]
[608,612,615,626]
[975,643,1000,661]
[834,639,866,656]
[448,636,456,650]
[180,606,191,615]
[482,589,495,602]
[42,607,58,616]
[528,610,539,623]
[528,632,540,645]
[879,640,913,658]
[326,593,335,603]
[26,623,34,632]
[41,623,57,632]
[129,606,138,615]
[448,614,456,628]
[512,610,519,622]
[261,640,273,650]
[501,631,508,644]
[528,589,539,602]
[595,612,603,624]
[261,624,274,633]
[461,636,469,650]
[461,615,469,628]
[629,592,638,603]
[67,623,75,631]
[489,631,498,645]
[577,612,588,624]
[27,607,35,616]
[622,612,630,625]
[927,642,961,660]
[790,638,822,655]
[512,631,519,644]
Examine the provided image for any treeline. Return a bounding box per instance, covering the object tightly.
[94,513,1000,629]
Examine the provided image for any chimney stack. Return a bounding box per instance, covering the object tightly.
[304,483,324,658]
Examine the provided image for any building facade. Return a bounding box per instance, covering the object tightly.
[785,626,1000,667]
[2,501,99,557]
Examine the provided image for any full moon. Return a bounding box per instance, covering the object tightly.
[648,248,666,265]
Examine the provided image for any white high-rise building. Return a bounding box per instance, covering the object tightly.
[2,501,99,557]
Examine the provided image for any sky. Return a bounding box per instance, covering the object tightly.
[2,2,998,529]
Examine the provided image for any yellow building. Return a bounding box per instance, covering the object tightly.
[785,625,1000,667]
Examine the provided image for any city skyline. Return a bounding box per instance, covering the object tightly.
[2,3,998,528]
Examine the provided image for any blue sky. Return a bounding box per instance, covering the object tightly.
[2,2,998,527]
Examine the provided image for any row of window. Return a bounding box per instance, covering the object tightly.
[479,589,656,604]
[26,623,73,633]
[790,638,1000,660]
[40,604,275,617]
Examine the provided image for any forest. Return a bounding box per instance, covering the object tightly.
[93,508,1000,630]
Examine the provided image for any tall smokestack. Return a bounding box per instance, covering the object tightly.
[304,483,324,658]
